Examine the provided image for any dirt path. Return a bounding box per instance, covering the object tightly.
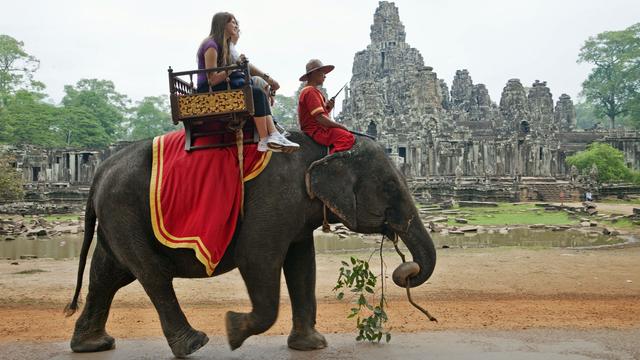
[550,201,639,216]
[1,246,639,342]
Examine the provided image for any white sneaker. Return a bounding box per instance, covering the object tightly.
[257,136,285,152]
[257,138,281,152]
[267,132,299,152]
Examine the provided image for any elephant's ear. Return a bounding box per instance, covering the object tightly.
[305,150,357,229]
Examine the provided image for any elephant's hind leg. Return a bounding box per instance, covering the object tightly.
[135,261,208,358]
[283,236,327,350]
[226,256,283,350]
[71,242,135,353]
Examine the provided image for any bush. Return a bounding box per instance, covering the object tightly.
[566,142,638,183]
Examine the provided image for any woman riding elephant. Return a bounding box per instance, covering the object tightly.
[197,12,298,153]
[65,131,436,357]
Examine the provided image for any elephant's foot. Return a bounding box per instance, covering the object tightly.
[226,311,251,350]
[70,331,115,353]
[167,328,209,358]
[288,328,328,351]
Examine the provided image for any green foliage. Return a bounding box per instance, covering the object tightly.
[0,90,61,146]
[1,35,177,149]
[334,256,390,343]
[0,90,109,148]
[271,94,297,129]
[0,152,24,201]
[566,142,639,183]
[129,96,176,140]
[446,204,574,226]
[58,106,111,148]
[578,23,640,128]
[0,34,44,106]
[575,101,605,129]
[628,95,640,126]
[62,79,131,141]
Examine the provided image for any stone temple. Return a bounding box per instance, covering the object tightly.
[338,1,640,201]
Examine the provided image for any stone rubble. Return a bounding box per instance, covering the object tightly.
[0,214,83,239]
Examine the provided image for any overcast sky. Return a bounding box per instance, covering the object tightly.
[2,0,639,112]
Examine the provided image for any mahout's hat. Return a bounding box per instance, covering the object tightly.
[299,59,335,82]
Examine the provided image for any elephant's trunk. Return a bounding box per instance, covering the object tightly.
[392,214,436,288]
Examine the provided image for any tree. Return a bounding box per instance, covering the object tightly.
[57,106,111,148]
[566,142,637,183]
[577,23,640,128]
[129,96,175,140]
[0,35,45,106]
[0,152,23,201]
[628,93,640,124]
[0,90,60,146]
[575,101,604,129]
[62,79,131,140]
[0,90,110,148]
[271,94,297,129]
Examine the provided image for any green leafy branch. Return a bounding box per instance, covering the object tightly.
[333,256,391,343]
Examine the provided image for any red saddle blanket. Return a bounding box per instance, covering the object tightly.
[150,130,271,276]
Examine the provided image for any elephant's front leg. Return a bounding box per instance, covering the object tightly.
[226,252,283,350]
[283,234,327,350]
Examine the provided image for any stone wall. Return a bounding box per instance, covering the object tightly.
[3,142,132,202]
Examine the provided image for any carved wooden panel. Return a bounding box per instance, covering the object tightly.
[177,90,246,117]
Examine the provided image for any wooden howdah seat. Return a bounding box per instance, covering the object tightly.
[168,62,258,151]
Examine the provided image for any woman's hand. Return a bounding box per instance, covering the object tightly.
[266,77,280,91]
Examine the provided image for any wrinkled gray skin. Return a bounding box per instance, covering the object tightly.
[66,131,436,358]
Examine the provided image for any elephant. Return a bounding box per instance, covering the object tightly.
[65,130,436,357]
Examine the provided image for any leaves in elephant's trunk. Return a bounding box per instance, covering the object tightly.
[333,242,391,343]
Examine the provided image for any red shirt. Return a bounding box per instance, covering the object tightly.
[298,86,329,135]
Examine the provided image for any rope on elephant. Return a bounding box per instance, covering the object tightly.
[322,205,331,232]
[235,118,244,219]
[392,234,406,262]
[320,144,331,233]
[392,234,438,323]
[379,235,387,308]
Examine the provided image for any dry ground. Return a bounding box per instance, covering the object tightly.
[0,245,638,342]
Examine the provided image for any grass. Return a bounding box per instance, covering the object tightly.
[437,202,640,229]
[601,218,636,229]
[599,198,640,205]
[42,214,80,222]
[445,203,575,226]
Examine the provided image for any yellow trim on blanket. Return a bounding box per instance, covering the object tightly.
[244,151,271,182]
[149,135,271,276]
[150,136,216,276]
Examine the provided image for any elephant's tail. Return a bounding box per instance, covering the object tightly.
[64,192,96,317]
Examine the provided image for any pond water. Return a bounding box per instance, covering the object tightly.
[0,228,628,260]
[0,234,95,260]
[315,227,627,253]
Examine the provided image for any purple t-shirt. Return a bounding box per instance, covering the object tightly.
[196,38,219,87]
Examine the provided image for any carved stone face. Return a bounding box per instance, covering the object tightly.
[426,119,438,132]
